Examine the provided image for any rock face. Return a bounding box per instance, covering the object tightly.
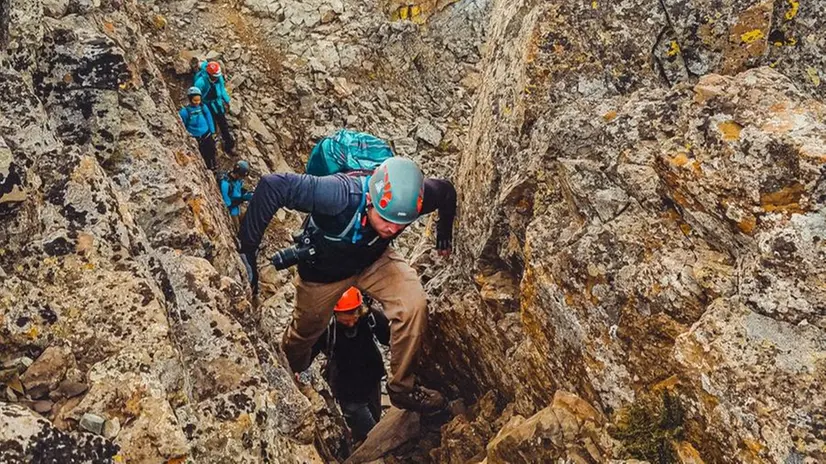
[0,1,322,462]
[3,0,825,461]
[422,0,826,462]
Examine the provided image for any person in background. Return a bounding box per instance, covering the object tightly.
[178,86,217,171]
[310,287,390,443]
[194,61,234,155]
[219,160,254,230]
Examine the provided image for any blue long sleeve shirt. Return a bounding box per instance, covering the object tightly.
[194,62,231,115]
[220,176,254,217]
[179,104,215,138]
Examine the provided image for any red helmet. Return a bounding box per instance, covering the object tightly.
[206,61,222,77]
[334,287,363,312]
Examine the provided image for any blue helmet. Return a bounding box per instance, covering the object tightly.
[187,86,202,97]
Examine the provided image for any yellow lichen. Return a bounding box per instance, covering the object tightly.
[785,0,799,20]
[740,29,765,44]
[667,41,681,57]
[806,67,821,87]
[591,0,598,9]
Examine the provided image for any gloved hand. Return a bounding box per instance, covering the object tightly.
[436,227,452,258]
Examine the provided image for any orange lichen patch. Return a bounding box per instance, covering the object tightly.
[737,215,757,234]
[717,121,743,141]
[166,457,188,464]
[670,152,691,167]
[187,196,203,218]
[760,183,805,213]
[602,110,617,121]
[174,150,190,166]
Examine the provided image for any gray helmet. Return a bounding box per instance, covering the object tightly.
[368,158,424,225]
[187,86,202,97]
[233,160,250,176]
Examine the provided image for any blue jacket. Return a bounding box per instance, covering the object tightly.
[194,62,231,115]
[179,104,215,138]
[220,175,254,217]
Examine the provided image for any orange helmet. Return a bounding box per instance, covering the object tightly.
[334,287,363,312]
[206,61,222,77]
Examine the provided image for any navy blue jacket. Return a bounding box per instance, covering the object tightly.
[239,173,456,284]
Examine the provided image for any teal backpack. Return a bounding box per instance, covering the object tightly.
[304,129,395,244]
[306,129,394,176]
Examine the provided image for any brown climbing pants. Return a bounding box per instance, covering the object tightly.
[282,248,427,393]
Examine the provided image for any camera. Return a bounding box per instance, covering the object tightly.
[271,230,316,270]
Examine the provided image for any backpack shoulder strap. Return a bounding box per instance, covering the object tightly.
[308,176,369,243]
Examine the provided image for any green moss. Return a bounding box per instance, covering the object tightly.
[611,391,685,464]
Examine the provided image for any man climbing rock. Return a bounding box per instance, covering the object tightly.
[178,86,217,171]
[194,61,234,155]
[219,160,255,231]
[239,157,455,413]
[310,287,390,442]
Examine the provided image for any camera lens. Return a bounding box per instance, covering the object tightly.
[272,246,299,270]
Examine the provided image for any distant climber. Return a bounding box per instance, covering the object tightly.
[194,61,235,155]
[179,86,217,171]
[310,287,390,443]
[219,160,255,230]
[238,155,455,413]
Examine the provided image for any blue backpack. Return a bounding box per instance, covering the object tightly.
[306,129,394,176]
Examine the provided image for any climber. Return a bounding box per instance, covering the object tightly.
[194,61,235,155]
[178,86,217,171]
[219,160,255,230]
[310,287,390,443]
[238,157,456,413]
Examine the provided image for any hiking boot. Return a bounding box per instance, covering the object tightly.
[388,384,446,413]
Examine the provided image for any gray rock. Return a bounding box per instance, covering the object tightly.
[246,112,275,141]
[392,137,418,156]
[415,122,443,147]
[79,413,106,435]
[205,50,222,62]
[42,0,70,18]
[103,417,121,439]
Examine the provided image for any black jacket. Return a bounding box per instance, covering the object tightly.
[311,309,391,402]
[238,173,456,285]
